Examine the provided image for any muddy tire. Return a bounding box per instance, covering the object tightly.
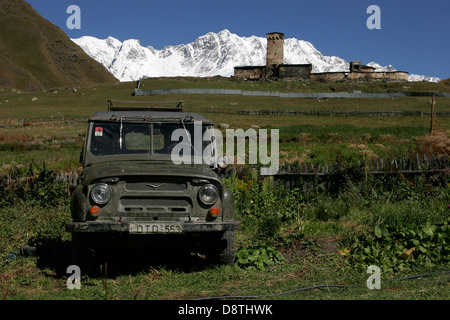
[207,231,236,266]
[70,233,103,277]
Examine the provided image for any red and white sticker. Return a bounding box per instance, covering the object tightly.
[95,127,103,136]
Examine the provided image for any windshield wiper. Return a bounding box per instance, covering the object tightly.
[180,117,193,152]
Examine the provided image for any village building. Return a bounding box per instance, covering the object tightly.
[234,32,408,82]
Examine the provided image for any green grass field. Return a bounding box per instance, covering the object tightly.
[1,77,449,120]
[0,77,449,301]
[1,77,448,169]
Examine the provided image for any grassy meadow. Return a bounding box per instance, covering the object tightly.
[0,77,449,301]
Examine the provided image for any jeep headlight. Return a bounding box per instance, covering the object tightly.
[198,184,219,205]
[91,183,112,204]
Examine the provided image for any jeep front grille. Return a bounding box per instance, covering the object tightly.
[125,181,186,192]
[120,197,191,214]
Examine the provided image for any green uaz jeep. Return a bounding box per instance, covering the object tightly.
[66,101,239,269]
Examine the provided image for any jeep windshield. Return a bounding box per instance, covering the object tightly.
[87,121,217,165]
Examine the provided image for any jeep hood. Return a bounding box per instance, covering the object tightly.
[81,162,221,185]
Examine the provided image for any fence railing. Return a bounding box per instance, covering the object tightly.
[2,153,447,192]
[227,153,449,176]
[134,87,450,99]
[236,110,450,117]
[52,153,449,189]
[225,153,449,191]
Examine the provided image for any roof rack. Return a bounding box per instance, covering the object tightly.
[107,100,184,112]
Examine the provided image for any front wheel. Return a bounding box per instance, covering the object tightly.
[206,231,236,265]
[70,233,104,277]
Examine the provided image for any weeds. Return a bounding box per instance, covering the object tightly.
[0,162,70,208]
[421,128,450,156]
[236,243,285,270]
[0,204,71,256]
[343,219,450,273]
[225,162,449,273]
[278,124,440,165]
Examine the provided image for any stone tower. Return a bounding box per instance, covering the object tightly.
[266,32,284,67]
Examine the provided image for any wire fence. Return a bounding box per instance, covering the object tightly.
[0,115,89,127]
[134,87,450,98]
[236,109,450,117]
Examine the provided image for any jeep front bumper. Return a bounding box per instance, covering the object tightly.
[65,220,240,234]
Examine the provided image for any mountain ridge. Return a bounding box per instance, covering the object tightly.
[72,29,440,83]
[0,0,118,92]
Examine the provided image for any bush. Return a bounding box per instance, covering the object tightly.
[256,215,283,239]
[343,219,450,273]
[235,243,284,270]
[0,163,70,208]
[223,163,449,255]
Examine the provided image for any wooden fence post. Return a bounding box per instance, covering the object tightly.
[430,94,435,134]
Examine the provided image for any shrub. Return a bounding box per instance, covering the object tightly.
[343,219,450,273]
[420,129,450,156]
[235,243,285,270]
[256,215,283,239]
[0,163,70,208]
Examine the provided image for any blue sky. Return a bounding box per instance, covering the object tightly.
[25,0,449,79]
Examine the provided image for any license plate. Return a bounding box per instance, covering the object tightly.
[129,223,182,234]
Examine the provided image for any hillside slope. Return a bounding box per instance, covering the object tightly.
[0,0,118,91]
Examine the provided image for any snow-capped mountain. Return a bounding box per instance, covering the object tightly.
[407,74,441,82]
[71,29,440,83]
[366,62,398,72]
[366,62,441,82]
